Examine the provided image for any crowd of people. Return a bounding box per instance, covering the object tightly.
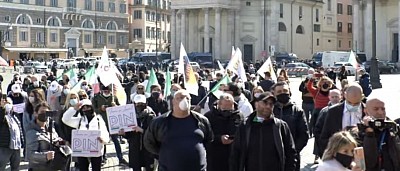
[0,62,399,171]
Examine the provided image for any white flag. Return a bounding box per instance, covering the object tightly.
[226,46,237,73]
[178,43,186,75]
[257,56,277,82]
[235,48,247,82]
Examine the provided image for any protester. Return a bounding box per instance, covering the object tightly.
[119,95,156,171]
[258,71,275,91]
[6,74,22,94]
[208,73,223,110]
[46,81,63,112]
[204,93,244,171]
[299,72,315,135]
[146,84,168,116]
[58,91,80,144]
[317,131,361,171]
[230,92,296,171]
[250,86,264,109]
[130,83,146,102]
[92,84,127,165]
[358,69,372,97]
[144,89,213,171]
[338,66,348,82]
[190,73,207,113]
[62,99,110,171]
[167,84,182,110]
[25,102,60,170]
[26,76,47,94]
[23,88,46,132]
[272,81,309,170]
[319,84,365,157]
[223,83,253,118]
[0,98,23,171]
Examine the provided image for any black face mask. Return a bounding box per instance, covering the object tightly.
[219,109,234,117]
[37,113,47,122]
[152,92,160,99]
[276,93,290,104]
[335,153,353,168]
[136,105,146,113]
[322,83,330,89]
[82,109,94,116]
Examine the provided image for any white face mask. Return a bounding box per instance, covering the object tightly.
[103,93,111,97]
[70,99,78,106]
[178,99,190,111]
[254,93,262,98]
[28,97,35,103]
[63,89,70,95]
[81,85,88,90]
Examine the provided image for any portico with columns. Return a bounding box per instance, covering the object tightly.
[353,0,400,62]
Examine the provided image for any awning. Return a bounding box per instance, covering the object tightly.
[5,48,68,53]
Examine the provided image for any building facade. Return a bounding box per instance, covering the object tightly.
[170,0,324,62]
[0,0,129,60]
[336,0,353,51]
[128,0,171,54]
[353,0,399,62]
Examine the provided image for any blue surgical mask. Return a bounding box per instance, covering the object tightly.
[346,103,360,112]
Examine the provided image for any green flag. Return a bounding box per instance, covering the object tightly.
[210,75,231,98]
[71,66,95,92]
[164,67,172,98]
[146,68,159,93]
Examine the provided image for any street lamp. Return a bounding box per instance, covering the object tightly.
[370,0,382,89]
[0,23,13,58]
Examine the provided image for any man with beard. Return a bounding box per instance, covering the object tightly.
[119,95,156,171]
[230,92,296,171]
[204,93,244,171]
[271,81,309,171]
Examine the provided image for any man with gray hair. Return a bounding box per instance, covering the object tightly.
[204,93,244,171]
[144,89,213,171]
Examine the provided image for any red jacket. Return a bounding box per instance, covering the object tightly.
[307,80,330,109]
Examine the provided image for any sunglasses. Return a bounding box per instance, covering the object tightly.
[137,87,144,90]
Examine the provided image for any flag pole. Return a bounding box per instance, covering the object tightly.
[111,83,114,103]
[196,91,212,107]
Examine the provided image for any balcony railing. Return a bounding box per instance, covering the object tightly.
[63,7,82,13]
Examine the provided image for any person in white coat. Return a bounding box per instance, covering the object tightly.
[223,83,253,118]
[317,131,362,171]
[62,99,110,171]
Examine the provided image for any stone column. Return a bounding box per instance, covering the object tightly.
[352,0,359,52]
[215,7,221,59]
[260,9,265,52]
[176,10,181,53]
[190,10,199,52]
[234,9,240,47]
[180,9,187,48]
[227,9,234,49]
[364,0,373,60]
[171,10,176,59]
[204,8,210,53]
[398,0,400,62]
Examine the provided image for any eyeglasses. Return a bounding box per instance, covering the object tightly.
[137,88,144,90]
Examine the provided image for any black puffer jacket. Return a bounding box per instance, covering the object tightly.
[273,102,309,152]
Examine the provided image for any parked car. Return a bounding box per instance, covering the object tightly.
[24,61,48,74]
[333,62,356,75]
[283,62,311,77]
[57,59,77,69]
[362,61,397,74]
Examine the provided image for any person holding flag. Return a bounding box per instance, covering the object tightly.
[146,84,168,116]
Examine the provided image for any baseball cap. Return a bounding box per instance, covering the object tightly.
[133,94,147,104]
[80,99,92,106]
[255,92,276,103]
[11,84,21,93]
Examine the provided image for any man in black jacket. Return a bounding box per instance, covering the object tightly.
[204,93,244,171]
[271,81,308,171]
[208,73,223,110]
[144,89,213,171]
[191,73,207,113]
[258,71,275,91]
[230,92,296,171]
[359,98,400,171]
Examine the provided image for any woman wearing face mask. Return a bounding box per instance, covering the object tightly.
[146,84,168,116]
[80,81,92,97]
[60,85,71,109]
[307,76,334,163]
[23,89,46,132]
[77,90,89,100]
[317,131,362,171]
[119,95,156,171]
[22,77,31,92]
[250,86,264,110]
[62,99,110,171]
[58,92,80,145]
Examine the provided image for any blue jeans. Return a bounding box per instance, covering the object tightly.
[0,147,20,171]
[302,102,314,136]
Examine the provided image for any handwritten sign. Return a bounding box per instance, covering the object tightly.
[71,130,102,157]
[13,103,25,114]
[106,104,137,134]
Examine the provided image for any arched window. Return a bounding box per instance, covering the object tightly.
[48,17,60,27]
[106,21,117,30]
[82,19,94,28]
[279,22,287,32]
[16,14,31,24]
[296,25,304,34]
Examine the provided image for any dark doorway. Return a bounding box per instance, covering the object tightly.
[243,44,253,63]
[19,53,28,60]
[392,33,399,62]
[201,38,213,54]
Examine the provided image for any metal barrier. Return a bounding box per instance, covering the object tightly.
[284,68,308,77]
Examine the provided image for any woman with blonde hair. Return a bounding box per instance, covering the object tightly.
[317,131,362,171]
[77,89,89,100]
